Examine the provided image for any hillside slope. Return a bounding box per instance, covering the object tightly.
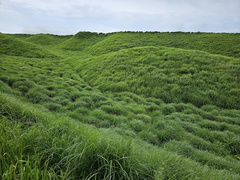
[77,46,240,109]
[1,31,240,179]
[58,31,107,51]
[86,32,240,58]
[0,33,56,58]
[26,34,71,46]
[1,91,240,179]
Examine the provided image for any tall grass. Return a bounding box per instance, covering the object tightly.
[1,31,240,179]
[1,93,240,179]
[76,46,240,109]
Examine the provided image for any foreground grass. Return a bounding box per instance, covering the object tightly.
[1,92,240,180]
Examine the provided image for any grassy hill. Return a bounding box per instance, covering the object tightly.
[0,33,57,58]
[58,32,107,51]
[86,32,240,58]
[26,34,71,46]
[77,46,240,109]
[0,31,240,179]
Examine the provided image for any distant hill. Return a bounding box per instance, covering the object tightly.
[58,31,107,51]
[26,34,71,46]
[0,33,56,58]
[86,32,240,58]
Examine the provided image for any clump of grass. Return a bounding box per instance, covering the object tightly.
[136,114,152,124]
[164,140,240,174]
[139,128,159,145]
[0,117,69,180]
[69,91,81,102]
[66,101,88,111]
[74,107,90,115]
[98,82,129,92]
[183,132,226,156]
[91,109,117,127]
[128,119,145,132]
[100,104,130,116]
[43,102,63,112]
[26,88,51,104]
[160,104,176,115]
[156,124,184,144]
[0,81,21,95]
[51,96,70,106]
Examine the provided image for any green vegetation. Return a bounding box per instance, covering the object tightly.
[1,31,240,179]
[0,33,57,58]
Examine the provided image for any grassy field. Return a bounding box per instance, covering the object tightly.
[0,31,240,179]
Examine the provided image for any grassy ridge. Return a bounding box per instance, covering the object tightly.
[58,32,107,51]
[26,34,71,46]
[86,32,240,58]
[0,33,57,58]
[1,31,240,179]
[77,46,240,109]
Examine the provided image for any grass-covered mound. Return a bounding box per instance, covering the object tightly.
[7,33,33,40]
[0,33,56,58]
[58,32,107,51]
[26,34,71,46]
[87,32,240,58]
[77,46,240,109]
[1,31,240,179]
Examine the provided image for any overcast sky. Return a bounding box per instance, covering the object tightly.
[0,0,239,34]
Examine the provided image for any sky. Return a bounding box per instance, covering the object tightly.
[0,0,239,35]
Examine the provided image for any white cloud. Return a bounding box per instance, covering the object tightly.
[0,0,239,34]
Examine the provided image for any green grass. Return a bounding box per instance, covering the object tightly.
[0,33,57,58]
[77,46,240,109]
[86,32,240,58]
[1,31,240,179]
[58,32,107,51]
[26,34,71,46]
[1,93,240,180]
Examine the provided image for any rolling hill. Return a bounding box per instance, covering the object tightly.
[0,31,240,180]
[26,34,71,46]
[85,32,240,57]
[0,33,57,58]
